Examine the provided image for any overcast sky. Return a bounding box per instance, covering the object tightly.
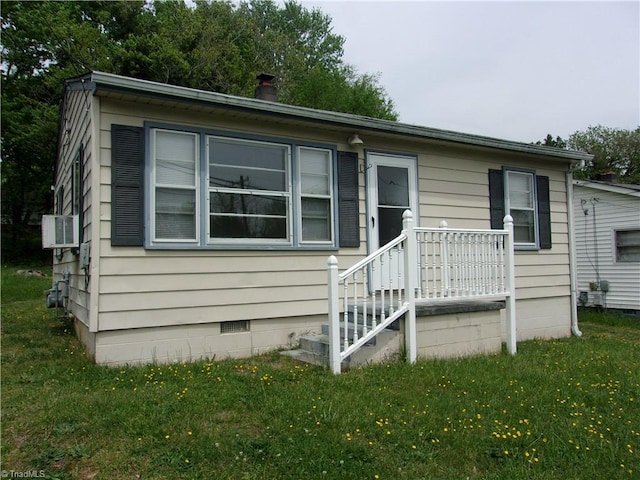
[302,1,639,143]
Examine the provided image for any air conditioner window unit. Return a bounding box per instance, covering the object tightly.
[42,215,79,249]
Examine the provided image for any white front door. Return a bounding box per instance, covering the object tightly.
[366,152,419,290]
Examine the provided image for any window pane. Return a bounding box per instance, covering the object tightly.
[616,230,640,246]
[210,215,287,239]
[617,230,640,262]
[511,209,535,243]
[210,138,287,171]
[618,246,640,262]
[210,165,285,191]
[155,188,196,239]
[301,149,330,175]
[507,172,533,208]
[301,173,329,195]
[210,193,287,216]
[157,159,196,186]
[157,130,196,160]
[302,198,331,241]
[378,166,409,207]
[156,131,196,186]
[378,206,405,245]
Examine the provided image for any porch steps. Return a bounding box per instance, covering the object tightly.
[282,308,403,369]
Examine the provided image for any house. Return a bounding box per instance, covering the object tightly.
[572,177,640,312]
[47,71,592,366]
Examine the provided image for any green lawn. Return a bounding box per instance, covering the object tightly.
[1,266,638,479]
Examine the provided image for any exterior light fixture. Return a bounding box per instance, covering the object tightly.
[348,134,364,146]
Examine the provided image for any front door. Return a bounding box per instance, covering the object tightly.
[366,152,418,290]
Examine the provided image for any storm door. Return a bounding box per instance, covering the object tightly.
[366,153,418,290]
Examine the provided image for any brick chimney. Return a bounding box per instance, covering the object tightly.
[255,73,277,102]
[595,171,616,183]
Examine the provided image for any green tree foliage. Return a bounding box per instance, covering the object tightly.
[569,125,640,184]
[535,134,567,150]
[536,126,640,184]
[1,0,397,261]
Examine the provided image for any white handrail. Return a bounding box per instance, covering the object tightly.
[328,212,516,374]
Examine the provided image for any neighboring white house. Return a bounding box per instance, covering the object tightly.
[573,178,640,312]
[45,71,593,366]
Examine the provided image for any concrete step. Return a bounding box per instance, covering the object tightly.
[285,327,402,369]
[321,323,379,344]
[347,304,401,330]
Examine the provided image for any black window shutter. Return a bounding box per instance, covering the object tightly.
[337,151,360,247]
[536,175,552,249]
[111,125,144,246]
[488,169,505,230]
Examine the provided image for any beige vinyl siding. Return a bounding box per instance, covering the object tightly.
[96,97,364,333]
[93,94,573,343]
[410,143,572,339]
[52,88,94,327]
[574,184,640,310]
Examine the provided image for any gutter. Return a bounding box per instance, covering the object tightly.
[566,171,582,337]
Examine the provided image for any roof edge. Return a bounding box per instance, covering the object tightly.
[73,71,593,162]
[573,179,640,197]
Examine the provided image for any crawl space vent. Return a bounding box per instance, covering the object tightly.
[220,320,250,334]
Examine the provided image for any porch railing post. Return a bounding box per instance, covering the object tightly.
[503,215,517,355]
[402,210,417,364]
[327,255,341,374]
[439,220,449,297]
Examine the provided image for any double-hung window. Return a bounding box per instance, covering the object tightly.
[299,147,333,244]
[151,129,199,242]
[504,170,537,246]
[488,167,552,250]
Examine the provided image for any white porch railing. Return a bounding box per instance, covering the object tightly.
[327,211,516,374]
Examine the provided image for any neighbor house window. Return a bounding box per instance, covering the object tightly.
[615,229,640,262]
[208,137,290,242]
[504,170,537,245]
[151,129,199,242]
[299,147,333,243]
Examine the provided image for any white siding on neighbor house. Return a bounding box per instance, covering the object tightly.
[52,88,95,327]
[573,183,640,311]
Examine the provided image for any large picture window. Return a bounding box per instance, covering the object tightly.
[143,126,339,249]
[208,137,290,242]
[151,129,199,242]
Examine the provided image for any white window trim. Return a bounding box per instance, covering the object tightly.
[298,146,335,245]
[504,169,539,248]
[150,129,200,244]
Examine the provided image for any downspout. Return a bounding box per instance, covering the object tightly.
[566,171,582,337]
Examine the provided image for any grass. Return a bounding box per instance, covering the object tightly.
[1,267,639,479]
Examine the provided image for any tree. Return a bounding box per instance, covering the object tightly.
[568,126,640,184]
[535,134,567,150]
[535,126,640,184]
[1,0,398,262]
